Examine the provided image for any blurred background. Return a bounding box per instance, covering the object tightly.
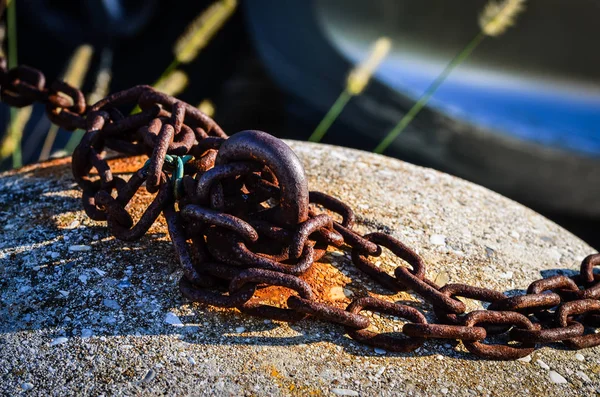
[0,0,599,248]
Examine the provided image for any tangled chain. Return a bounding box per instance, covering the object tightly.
[2,59,600,361]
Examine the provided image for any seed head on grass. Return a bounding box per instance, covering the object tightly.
[308,37,391,142]
[173,0,237,64]
[346,37,392,96]
[198,100,215,117]
[154,70,189,97]
[479,0,526,37]
[63,45,93,87]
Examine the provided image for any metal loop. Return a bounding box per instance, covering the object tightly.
[215,130,309,227]
[394,268,466,314]
[287,296,370,329]
[333,222,380,256]
[580,253,600,284]
[290,214,343,258]
[488,292,562,313]
[179,276,255,308]
[309,191,355,228]
[229,268,314,322]
[138,89,227,138]
[205,228,316,275]
[181,204,259,243]
[351,232,424,293]
[1,65,46,106]
[462,310,536,360]
[527,275,580,295]
[557,299,600,349]
[434,284,507,324]
[164,204,217,288]
[103,104,162,136]
[559,273,600,301]
[105,172,173,241]
[403,323,487,341]
[345,297,427,352]
[81,177,126,221]
[48,80,86,114]
[509,321,584,344]
[195,162,262,204]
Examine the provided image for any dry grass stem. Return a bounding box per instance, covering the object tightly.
[87,48,113,106]
[198,99,215,117]
[479,0,526,37]
[173,0,237,64]
[346,37,391,95]
[154,70,189,97]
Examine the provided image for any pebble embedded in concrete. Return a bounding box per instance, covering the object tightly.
[536,359,550,370]
[165,312,183,326]
[50,337,68,346]
[143,369,156,383]
[548,371,568,384]
[21,382,33,391]
[103,299,120,310]
[68,244,91,252]
[331,388,359,396]
[430,234,446,245]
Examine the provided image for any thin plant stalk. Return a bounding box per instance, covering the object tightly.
[4,0,28,168]
[38,124,60,161]
[197,99,215,117]
[2,107,32,167]
[308,90,353,143]
[374,0,526,154]
[152,59,179,92]
[63,127,84,154]
[308,37,391,143]
[374,33,485,154]
[6,0,16,69]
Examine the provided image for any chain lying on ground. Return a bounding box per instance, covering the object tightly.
[2,58,600,360]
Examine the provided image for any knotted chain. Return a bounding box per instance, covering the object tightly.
[2,59,600,360]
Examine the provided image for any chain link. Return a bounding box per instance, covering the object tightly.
[2,57,600,360]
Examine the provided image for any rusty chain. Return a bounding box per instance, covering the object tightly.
[2,58,600,361]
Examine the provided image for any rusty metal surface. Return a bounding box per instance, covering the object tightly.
[1,57,600,360]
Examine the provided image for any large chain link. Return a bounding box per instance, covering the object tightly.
[2,58,600,360]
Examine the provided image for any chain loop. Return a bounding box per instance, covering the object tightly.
[345,297,427,352]
[557,300,600,349]
[462,311,536,360]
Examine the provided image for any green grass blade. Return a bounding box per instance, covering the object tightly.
[308,90,353,143]
[374,32,485,154]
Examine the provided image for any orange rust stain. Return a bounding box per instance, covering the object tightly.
[265,365,323,397]
[107,155,147,174]
[14,155,148,180]
[251,259,350,309]
[269,366,280,378]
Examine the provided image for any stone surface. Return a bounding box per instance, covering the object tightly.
[0,141,598,396]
